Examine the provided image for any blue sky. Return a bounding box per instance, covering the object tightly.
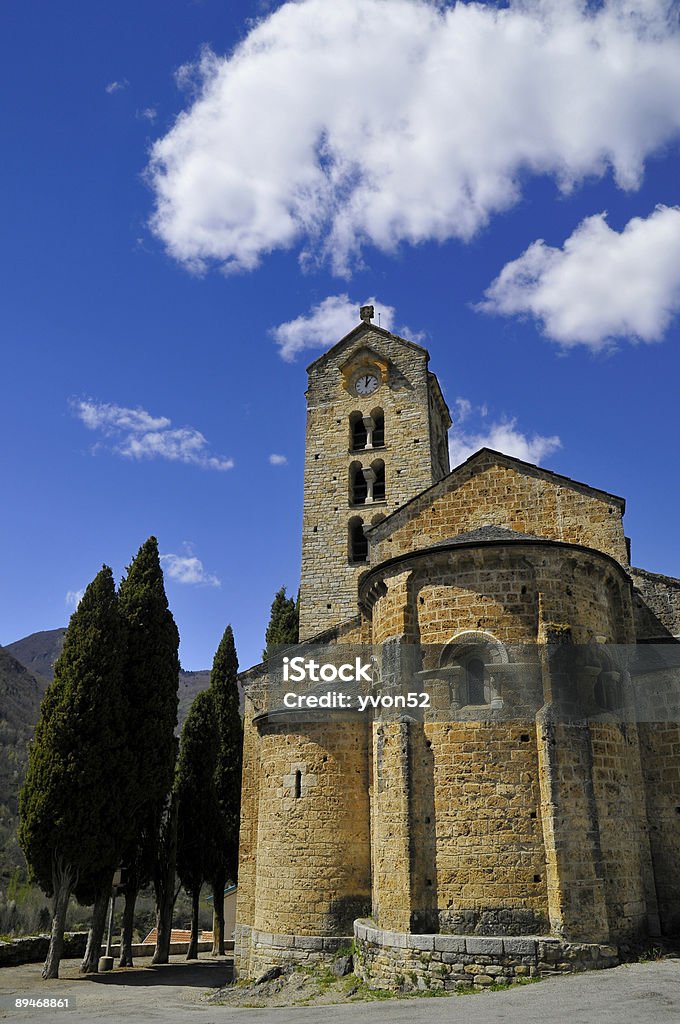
[1,0,679,670]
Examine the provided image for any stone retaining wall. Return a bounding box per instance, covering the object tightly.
[234,924,352,979]
[353,920,619,991]
[0,936,221,968]
[0,933,88,967]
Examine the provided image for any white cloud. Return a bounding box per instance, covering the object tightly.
[269,453,288,465]
[160,553,221,587]
[139,107,158,122]
[453,397,473,423]
[271,294,421,361]
[147,0,680,275]
[71,399,234,471]
[449,399,561,467]
[105,79,128,94]
[480,206,680,349]
[65,588,85,608]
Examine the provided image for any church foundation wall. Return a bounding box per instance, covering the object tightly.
[353,921,619,991]
[234,925,352,979]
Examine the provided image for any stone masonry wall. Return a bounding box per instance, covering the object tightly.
[251,718,371,938]
[353,921,619,992]
[588,720,652,940]
[299,326,449,640]
[234,925,351,980]
[635,648,680,938]
[368,454,628,568]
[424,721,549,935]
[361,539,649,944]
[234,695,262,934]
[370,720,413,933]
[630,567,680,639]
[0,933,88,967]
[409,552,539,647]
[364,543,632,649]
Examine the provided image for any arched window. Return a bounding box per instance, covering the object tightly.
[594,668,622,712]
[440,631,507,708]
[466,657,486,705]
[371,459,385,502]
[348,517,368,564]
[350,462,367,504]
[350,411,367,452]
[371,408,385,448]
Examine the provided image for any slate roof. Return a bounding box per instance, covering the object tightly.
[432,525,544,547]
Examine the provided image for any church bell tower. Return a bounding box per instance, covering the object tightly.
[298,307,451,641]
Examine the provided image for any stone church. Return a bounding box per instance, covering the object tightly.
[234,312,680,988]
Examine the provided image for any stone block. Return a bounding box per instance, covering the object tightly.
[434,935,466,954]
[537,940,561,962]
[465,937,504,956]
[294,936,323,950]
[408,934,434,951]
[503,937,537,957]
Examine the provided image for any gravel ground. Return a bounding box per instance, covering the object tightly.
[1,954,679,1024]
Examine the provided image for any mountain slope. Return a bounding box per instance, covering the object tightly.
[6,628,65,682]
[0,647,48,883]
[8,628,213,726]
[2,629,217,885]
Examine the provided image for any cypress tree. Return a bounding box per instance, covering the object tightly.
[176,690,220,960]
[117,536,180,967]
[18,566,127,979]
[262,586,299,660]
[209,625,242,955]
[151,775,179,965]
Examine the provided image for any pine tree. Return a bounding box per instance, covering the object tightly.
[116,536,180,967]
[209,625,242,955]
[262,586,299,660]
[18,567,127,979]
[176,690,220,959]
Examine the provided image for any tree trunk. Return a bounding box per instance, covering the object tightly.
[186,886,200,960]
[211,871,226,956]
[118,886,137,967]
[80,888,109,973]
[42,863,73,980]
[151,794,178,966]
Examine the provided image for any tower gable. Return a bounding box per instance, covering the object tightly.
[305,321,429,373]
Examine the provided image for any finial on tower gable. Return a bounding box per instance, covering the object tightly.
[359,304,374,323]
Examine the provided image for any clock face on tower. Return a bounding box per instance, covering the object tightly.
[355,373,379,396]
